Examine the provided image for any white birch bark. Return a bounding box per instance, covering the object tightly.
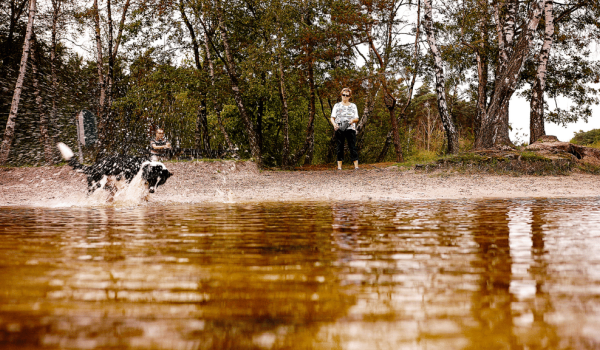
[49,0,61,161]
[0,0,36,165]
[530,0,554,144]
[93,0,106,149]
[475,0,545,149]
[422,0,459,154]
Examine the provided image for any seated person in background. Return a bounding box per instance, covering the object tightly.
[150,128,171,161]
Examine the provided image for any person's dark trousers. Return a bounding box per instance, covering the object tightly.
[336,129,358,162]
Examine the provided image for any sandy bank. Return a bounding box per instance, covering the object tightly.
[1,161,599,206]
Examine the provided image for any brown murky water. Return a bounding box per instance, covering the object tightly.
[1,199,600,349]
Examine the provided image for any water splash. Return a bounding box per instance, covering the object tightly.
[110,168,150,206]
[215,172,235,203]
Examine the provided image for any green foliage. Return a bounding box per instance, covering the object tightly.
[570,129,600,146]
[394,150,440,168]
[1,0,598,168]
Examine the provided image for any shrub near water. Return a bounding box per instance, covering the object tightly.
[571,129,600,148]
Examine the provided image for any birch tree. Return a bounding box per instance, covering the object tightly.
[422,0,459,154]
[474,0,545,149]
[529,0,553,144]
[30,38,54,164]
[0,0,36,165]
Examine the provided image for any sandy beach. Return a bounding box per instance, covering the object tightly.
[1,160,599,206]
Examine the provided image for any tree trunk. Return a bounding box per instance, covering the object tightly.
[107,0,114,108]
[476,0,545,149]
[474,4,488,140]
[202,30,232,149]
[215,1,261,164]
[356,79,379,150]
[179,0,210,152]
[423,0,459,154]
[303,58,316,166]
[194,101,210,151]
[277,55,291,167]
[93,0,107,151]
[390,0,422,159]
[49,0,60,158]
[289,59,316,166]
[31,40,54,164]
[257,91,264,154]
[366,31,402,161]
[530,0,553,144]
[289,36,317,166]
[376,131,393,162]
[386,97,403,162]
[0,0,36,165]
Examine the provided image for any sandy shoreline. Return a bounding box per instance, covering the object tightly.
[1,161,599,207]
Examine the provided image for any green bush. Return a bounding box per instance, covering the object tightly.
[571,129,600,146]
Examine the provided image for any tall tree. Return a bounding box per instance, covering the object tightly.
[30,38,54,164]
[0,0,36,165]
[373,0,422,162]
[91,0,132,153]
[364,0,404,161]
[529,0,553,144]
[475,0,545,149]
[208,0,261,163]
[48,0,64,163]
[179,0,211,151]
[423,0,459,154]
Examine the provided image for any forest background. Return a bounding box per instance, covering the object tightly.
[1,0,599,167]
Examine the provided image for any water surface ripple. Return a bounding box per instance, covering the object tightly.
[1,199,600,349]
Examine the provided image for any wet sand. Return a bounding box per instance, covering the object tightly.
[1,161,599,206]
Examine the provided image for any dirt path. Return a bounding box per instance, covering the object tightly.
[1,161,599,207]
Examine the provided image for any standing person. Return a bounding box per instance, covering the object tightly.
[330,88,360,170]
[150,128,171,161]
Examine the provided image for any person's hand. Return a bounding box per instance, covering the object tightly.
[333,124,339,131]
[166,142,171,148]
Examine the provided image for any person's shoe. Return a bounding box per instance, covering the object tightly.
[337,167,342,171]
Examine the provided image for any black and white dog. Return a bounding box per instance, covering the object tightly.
[57,143,172,195]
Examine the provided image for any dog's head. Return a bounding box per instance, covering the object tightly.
[141,162,172,193]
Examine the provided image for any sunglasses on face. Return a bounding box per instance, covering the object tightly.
[342,94,350,97]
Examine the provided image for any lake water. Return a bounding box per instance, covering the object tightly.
[1,199,600,349]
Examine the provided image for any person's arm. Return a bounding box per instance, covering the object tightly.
[151,140,171,150]
[350,104,359,124]
[330,104,339,130]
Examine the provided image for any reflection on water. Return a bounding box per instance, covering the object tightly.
[1,199,600,349]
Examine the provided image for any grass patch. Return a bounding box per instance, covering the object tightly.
[587,140,600,150]
[394,150,440,168]
[575,162,600,175]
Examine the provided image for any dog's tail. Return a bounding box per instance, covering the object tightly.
[57,142,87,171]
